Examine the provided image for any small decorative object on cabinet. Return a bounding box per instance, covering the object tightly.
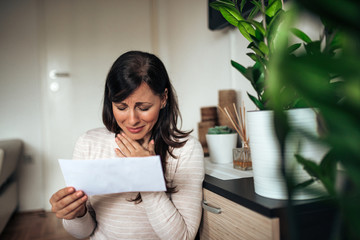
[218,102,252,171]
[233,147,252,170]
[206,126,237,164]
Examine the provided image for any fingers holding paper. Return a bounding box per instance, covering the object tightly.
[49,187,88,220]
[115,132,155,157]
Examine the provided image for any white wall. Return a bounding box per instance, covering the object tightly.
[0,0,44,210]
[155,0,253,136]
[41,0,155,210]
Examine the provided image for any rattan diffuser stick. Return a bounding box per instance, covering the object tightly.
[218,102,249,148]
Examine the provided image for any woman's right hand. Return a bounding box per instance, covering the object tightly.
[49,187,88,220]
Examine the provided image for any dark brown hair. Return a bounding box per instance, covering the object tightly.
[102,51,191,201]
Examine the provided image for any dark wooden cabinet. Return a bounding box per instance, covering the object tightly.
[201,175,336,240]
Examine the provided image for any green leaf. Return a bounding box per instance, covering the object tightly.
[248,19,266,36]
[329,31,343,52]
[231,60,246,74]
[250,0,263,13]
[287,43,302,53]
[237,20,256,37]
[248,4,260,19]
[304,41,322,55]
[209,0,235,10]
[295,154,322,179]
[291,28,312,43]
[247,53,258,62]
[294,178,316,190]
[240,0,247,12]
[231,60,254,82]
[258,41,269,55]
[290,98,309,108]
[319,150,337,185]
[265,0,282,18]
[255,28,264,42]
[295,154,336,195]
[248,43,265,58]
[247,92,265,110]
[237,22,254,42]
[267,9,286,53]
[220,7,243,27]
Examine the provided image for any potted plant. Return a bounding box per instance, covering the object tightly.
[211,0,360,238]
[206,126,237,164]
[210,0,335,199]
[210,0,308,110]
[267,0,360,238]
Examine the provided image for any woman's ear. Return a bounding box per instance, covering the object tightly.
[161,88,168,108]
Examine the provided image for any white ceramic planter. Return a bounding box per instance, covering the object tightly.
[247,108,328,200]
[206,133,237,164]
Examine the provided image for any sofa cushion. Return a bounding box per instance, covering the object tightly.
[0,139,23,187]
[0,149,3,174]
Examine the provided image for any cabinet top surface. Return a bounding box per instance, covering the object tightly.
[203,175,328,218]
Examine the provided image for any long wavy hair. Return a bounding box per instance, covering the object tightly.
[102,51,191,201]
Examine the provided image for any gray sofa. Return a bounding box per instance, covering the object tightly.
[0,139,23,234]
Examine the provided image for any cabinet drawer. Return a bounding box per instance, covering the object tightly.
[200,189,280,240]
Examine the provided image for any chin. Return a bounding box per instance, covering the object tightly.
[126,132,146,141]
[131,135,144,141]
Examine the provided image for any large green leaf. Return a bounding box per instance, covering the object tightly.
[247,92,265,110]
[248,42,265,58]
[231,60,254,82]
[237,21,254,42]
[231,60,246,74]
[219,7,243,27]
[267,9,287,53]
[247,53,258,62]
[291,28,312,43]
[265,0,283,17]
[287,43,302,54]
[248,19,266,36]
[240,0,247,12]
[258,41,269,55]
[248,3,261,19]
[249,35,269,56]
[319,150,337,188]
[329,31,343,52]
[209,0,235,10]
[240,21,256,37]
[250,0,263,14]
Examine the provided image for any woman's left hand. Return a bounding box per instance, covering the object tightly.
[115,132,155,157]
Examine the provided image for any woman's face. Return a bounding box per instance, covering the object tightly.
[112,82,167,142]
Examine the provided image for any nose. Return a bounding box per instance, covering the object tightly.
[128,109,140,126]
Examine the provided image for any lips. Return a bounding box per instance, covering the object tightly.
[126,126,144,134]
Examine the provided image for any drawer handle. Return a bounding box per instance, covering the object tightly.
[202,200,222,214]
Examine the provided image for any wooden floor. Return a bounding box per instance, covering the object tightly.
[0,210,89,240]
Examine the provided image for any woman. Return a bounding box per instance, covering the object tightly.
[49,51,205,239]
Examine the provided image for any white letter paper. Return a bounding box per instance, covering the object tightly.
[58,156,166,196]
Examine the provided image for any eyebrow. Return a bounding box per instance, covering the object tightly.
[115,102,153,106]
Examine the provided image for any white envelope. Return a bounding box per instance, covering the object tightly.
[58,156,166,196]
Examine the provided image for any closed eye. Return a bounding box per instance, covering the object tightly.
[116,106,127,111]
[114,104,127,111]
[138,106,151,111]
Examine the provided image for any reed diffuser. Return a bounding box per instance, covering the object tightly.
[218,103,252,170]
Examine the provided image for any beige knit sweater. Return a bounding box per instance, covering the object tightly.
[63,128,204,240]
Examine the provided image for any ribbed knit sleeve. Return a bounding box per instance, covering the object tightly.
[141,136,205,240]
[63,133,97,239]
[63,211,96,239]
